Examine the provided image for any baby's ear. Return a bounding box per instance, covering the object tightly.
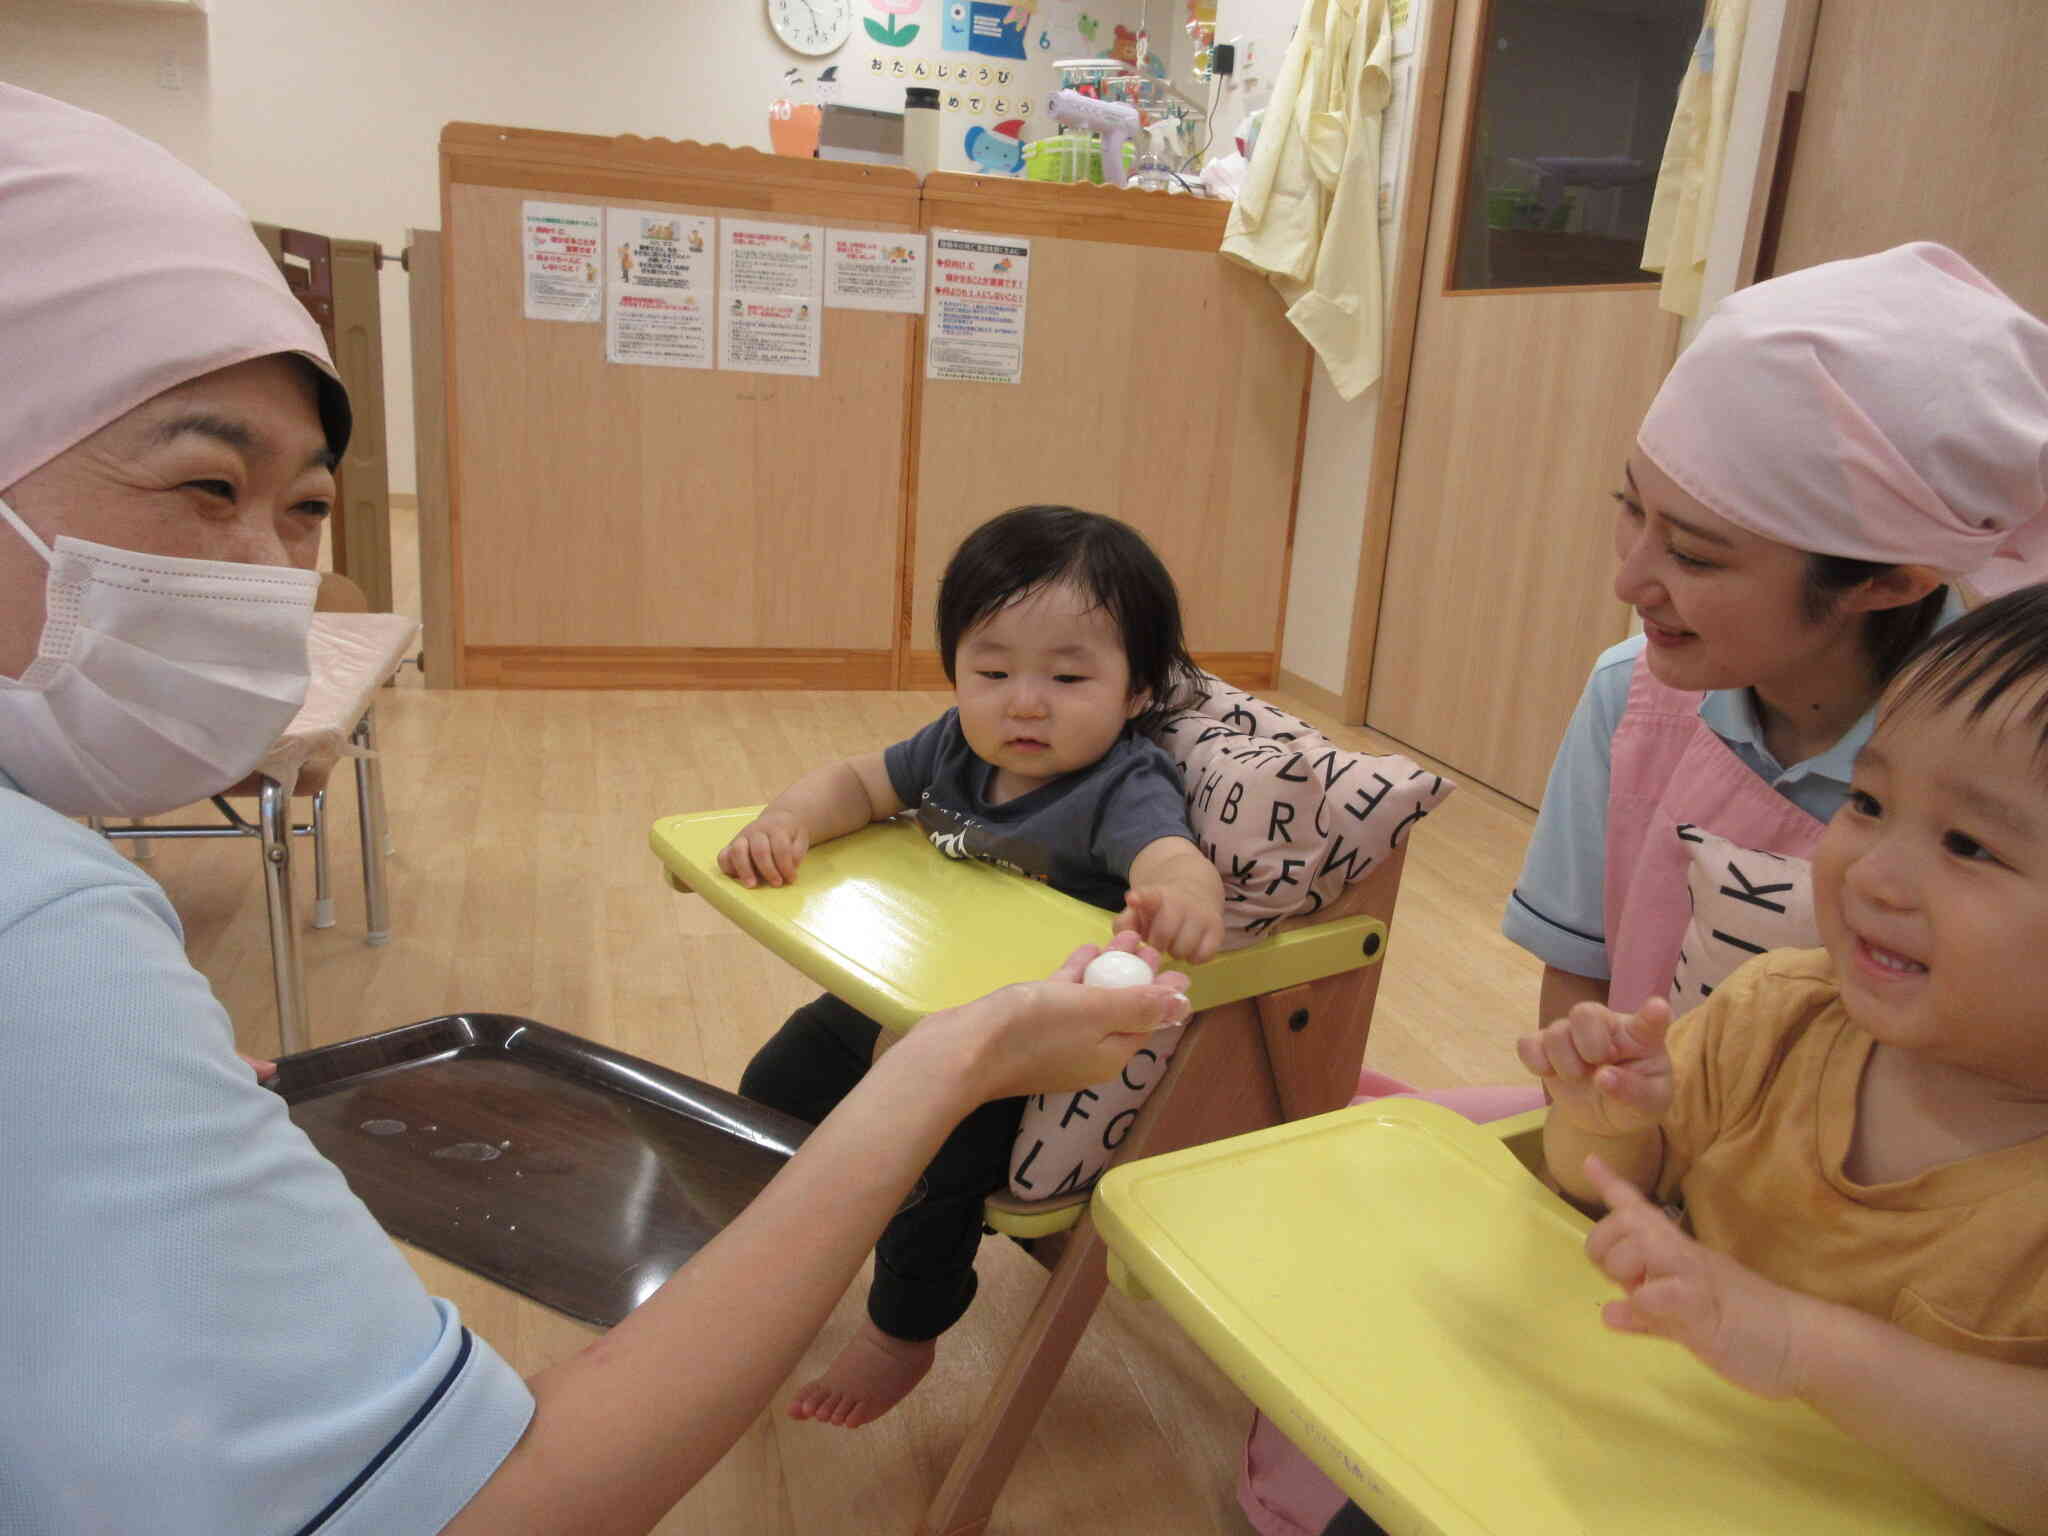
[1126,687,1151,721]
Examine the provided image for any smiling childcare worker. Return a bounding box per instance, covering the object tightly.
[1504,242,2048,1026]
[0,86,1190,1536]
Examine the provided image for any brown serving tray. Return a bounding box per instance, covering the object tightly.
[272,1014,810,1327]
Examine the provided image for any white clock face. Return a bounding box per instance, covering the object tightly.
[768,0,854,56]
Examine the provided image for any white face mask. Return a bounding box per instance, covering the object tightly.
[0,495,317,816]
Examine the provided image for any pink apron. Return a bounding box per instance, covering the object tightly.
[1602,652,1827,1013]
[1238,653,1830,1536]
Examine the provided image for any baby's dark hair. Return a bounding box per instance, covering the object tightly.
[937,505,1203,737]
[1883,583,2048,762]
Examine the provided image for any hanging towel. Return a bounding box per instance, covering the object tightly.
[1642,0,1751,317]
[1221,0,1393,400]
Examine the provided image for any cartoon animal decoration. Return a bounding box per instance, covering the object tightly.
[1110,23,1138,63]
[1075,12,1098,41]
[964,119,1027,174]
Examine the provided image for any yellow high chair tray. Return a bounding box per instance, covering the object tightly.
[648,808,1387,1029]
[1093,1097,1993,1536]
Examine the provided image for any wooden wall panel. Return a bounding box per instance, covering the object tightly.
[442,128,920,684]
[441,133,1313,690]
[407,227,456,688]
[1767,0,2048,316]
[909,176,1310,684]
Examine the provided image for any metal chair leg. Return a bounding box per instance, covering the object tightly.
[352,713,392,945]
[310,788,335,929]
[260,776,310,1055]
[366,710,395,858]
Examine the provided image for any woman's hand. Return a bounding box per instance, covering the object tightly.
[921,931,1193,1105]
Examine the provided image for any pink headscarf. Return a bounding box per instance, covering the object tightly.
[0,85,348,494]
[1639,243,2048,597]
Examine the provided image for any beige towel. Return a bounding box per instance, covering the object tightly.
[1643,0,1751,318]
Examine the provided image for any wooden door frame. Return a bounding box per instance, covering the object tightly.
[1339,0,1462,724]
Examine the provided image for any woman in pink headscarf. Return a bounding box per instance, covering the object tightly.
[1504,241,2048,1029]
[0,87,1189,1535]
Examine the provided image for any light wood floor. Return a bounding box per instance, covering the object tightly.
[126,677,1542,1535]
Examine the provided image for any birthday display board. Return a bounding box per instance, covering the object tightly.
[766,0,1155,176]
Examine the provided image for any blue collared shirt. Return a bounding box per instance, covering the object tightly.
[1502,591,1963,979]
[0,767,534,1533]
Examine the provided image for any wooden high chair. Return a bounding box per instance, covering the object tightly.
[650,808,1408,1536]
[1092,1099,1995,1536]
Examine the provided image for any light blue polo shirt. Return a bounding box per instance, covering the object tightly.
[1501,591,1964,980]
[0,768,533,1533]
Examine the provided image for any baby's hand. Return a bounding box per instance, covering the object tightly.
[717,810,809,889]
[1581,1156,1801,1400]
[1514,995,1674,1137]
[1115,885,1224,966]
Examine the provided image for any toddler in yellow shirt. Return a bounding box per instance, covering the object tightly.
[1519,584,2048,1534]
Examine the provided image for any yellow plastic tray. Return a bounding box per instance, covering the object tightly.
[1093,1097,1991,1536]
[648,809,1386,1034]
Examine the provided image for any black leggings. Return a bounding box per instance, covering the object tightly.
[739,992,1025,1342]
[1320,1503,1388,1536]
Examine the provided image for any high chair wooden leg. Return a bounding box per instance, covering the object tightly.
[921,998,1283,1536]
[919,1219,1113,1536]
[1257,959,1378,1122]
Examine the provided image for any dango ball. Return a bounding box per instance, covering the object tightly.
[1083,950,1155,989]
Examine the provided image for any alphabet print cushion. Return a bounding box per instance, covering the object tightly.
[1006,677,1455,1200]
[1668,824,1818,1015]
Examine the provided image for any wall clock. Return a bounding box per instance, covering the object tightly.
[769,0,854,56]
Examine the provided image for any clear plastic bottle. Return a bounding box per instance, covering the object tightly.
[903,87,942,178]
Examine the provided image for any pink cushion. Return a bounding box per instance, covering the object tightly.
[1156,676,1453,947]
[1668,824,1817,1015]
[1007,680,1456,1199]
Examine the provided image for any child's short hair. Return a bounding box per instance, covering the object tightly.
[937,505,1202,737]
[1885,583,2048,760]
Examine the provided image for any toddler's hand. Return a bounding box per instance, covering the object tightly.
[717,810,809,888]
[1581,1156,1801,1400]
[1515,995,1674,1137]
[1115,885,1224,966]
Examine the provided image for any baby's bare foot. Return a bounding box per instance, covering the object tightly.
[787,1320,936,1428]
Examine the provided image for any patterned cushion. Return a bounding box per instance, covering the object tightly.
[1155,676,1453,946]
[1668,824,1818,1014]
[1006,675,1455,1200]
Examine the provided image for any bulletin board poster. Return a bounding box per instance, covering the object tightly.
[522,201,602,323]
[825,230,927,314]
[926,231,1031,385]
[719,218,823,376]
[605,208,714,368]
